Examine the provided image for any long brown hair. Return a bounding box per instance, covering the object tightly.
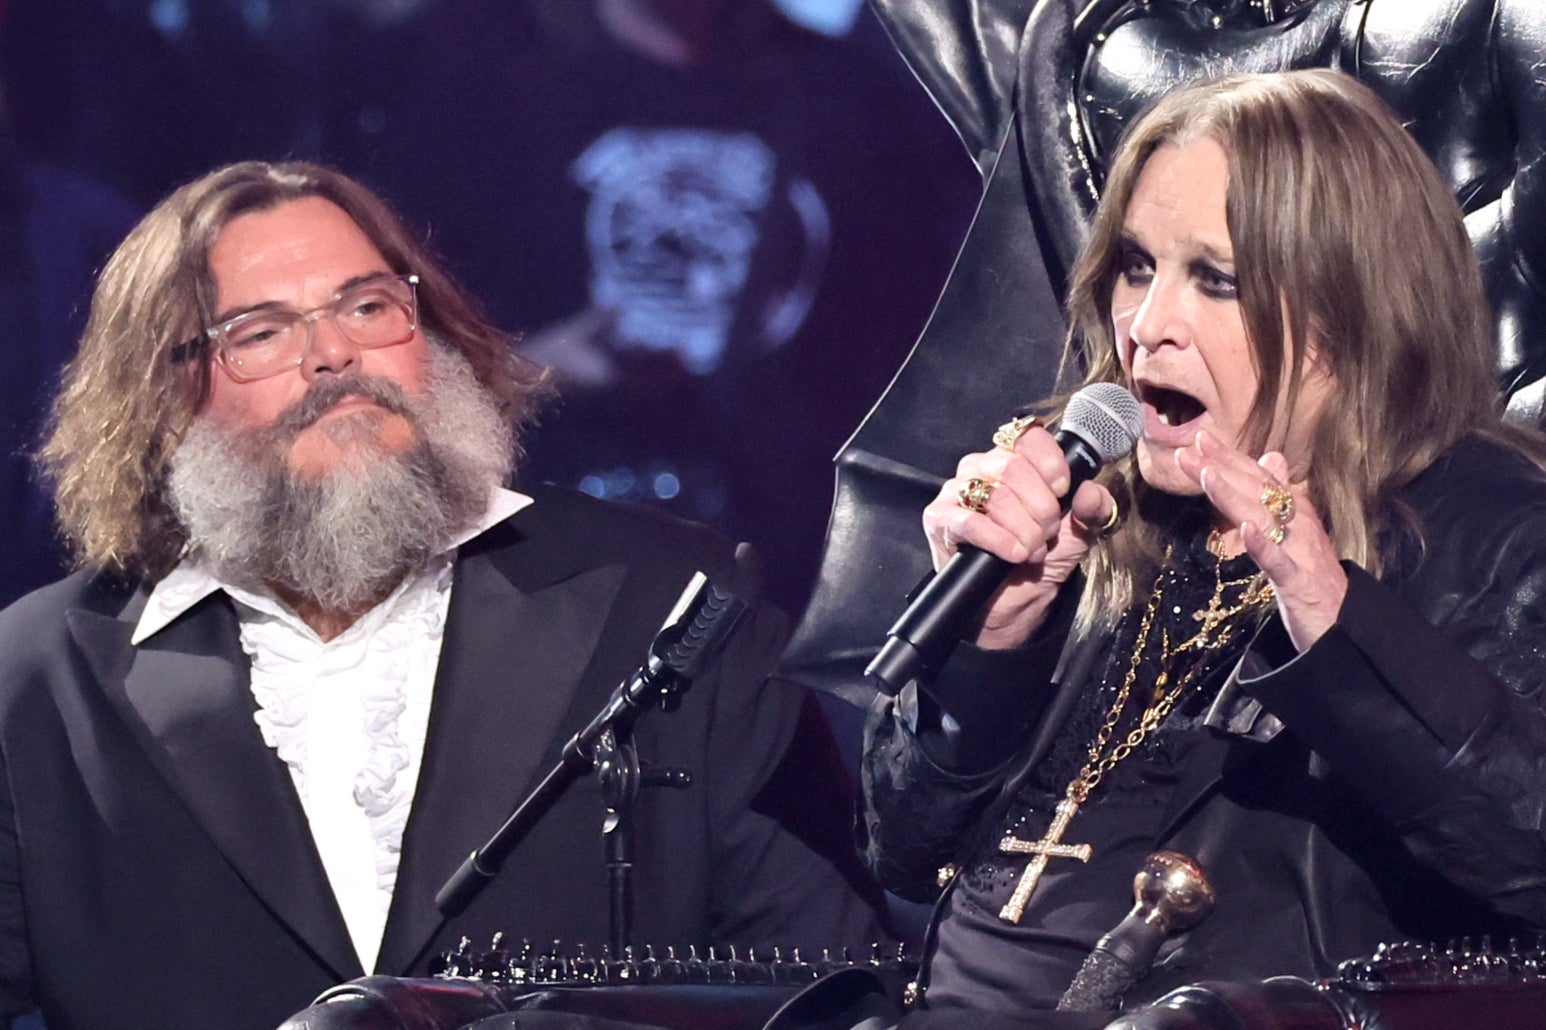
[40,160,549,582]
[1061,70,1539,619]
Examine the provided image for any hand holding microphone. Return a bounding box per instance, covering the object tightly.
[868,383,1142,694]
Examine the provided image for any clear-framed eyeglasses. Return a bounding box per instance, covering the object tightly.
[173,273,420,383]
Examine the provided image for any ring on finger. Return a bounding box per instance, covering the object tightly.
[1071,499,1121,538]
[958,477,996,513]
[1096,499,1121,536]
[1265,521,1287,545]
[1260,481,1295,526]
[992,414,1041,451]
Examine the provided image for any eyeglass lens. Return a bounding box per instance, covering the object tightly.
[219,276,417,379]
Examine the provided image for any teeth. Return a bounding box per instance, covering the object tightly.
[1158,410,1176,426]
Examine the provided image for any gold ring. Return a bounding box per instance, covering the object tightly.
[1260,481,1295,525]
[1097,499,1121,536]
[958,477,995,513]
[992,414,1041,451]
[1072,499,1120,538]
[1265,521,1287,545]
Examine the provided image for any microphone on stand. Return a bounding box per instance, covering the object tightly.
[865,382,1143,695]
[435,563,750,922]
[1057,851,1217,1014]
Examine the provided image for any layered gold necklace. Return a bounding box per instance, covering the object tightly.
[997,543,1275,923]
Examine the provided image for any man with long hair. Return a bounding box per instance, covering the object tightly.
[0,161,882,1030]
[862,71,1546,1023]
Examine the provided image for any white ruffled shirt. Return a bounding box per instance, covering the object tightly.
[132,488,531,972]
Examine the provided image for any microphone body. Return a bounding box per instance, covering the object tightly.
[866,385,1140,695]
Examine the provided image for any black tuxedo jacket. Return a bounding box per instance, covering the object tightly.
[0,487,883,1030]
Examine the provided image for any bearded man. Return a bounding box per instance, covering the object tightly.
[0,161,883,1030]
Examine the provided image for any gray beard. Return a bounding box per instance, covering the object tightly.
[167,345,514,613]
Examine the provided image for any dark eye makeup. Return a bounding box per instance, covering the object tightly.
[1190,260,1238,299]
[1116,239,1153,285]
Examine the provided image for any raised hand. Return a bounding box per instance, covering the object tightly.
[1175,429,1347,651]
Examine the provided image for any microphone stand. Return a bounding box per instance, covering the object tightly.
[435,571,748,955]
[592,724,692,954]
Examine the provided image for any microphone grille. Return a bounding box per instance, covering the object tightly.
[1061,383,1143,463]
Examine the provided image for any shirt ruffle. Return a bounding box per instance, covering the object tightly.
[352,561,451,896]
[244,618,317,795]
[240,557,452,910]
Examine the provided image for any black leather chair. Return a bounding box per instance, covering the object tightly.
[782,0,1546,700]
[275,941,1546,1029]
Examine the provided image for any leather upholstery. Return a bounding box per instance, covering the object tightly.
[783,0,1546,705]
[273,960,1546,1029]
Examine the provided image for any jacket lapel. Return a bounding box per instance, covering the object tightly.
[377,539,628,974]
[955,627,1102,861]
[1153,639,1286,846]
[1026,626,1107,771]
[67,595,361,980]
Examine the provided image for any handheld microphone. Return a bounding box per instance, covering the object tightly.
[865,383,1142,695]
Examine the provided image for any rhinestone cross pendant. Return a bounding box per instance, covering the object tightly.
[996,796,1092,922]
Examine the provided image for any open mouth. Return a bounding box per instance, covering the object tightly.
[1139,384,1205,428]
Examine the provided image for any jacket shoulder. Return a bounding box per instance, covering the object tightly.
[1402,436,1546,558]
[0,569,144,717]
[0,569,139,651]
[483,485,752,586]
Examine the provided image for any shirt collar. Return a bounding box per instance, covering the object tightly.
[131,486,532,646]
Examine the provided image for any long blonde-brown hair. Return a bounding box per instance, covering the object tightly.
[1061,70,1539,620]
[40,160,549,582]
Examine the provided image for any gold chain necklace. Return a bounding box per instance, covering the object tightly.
[996,544,1274,923]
